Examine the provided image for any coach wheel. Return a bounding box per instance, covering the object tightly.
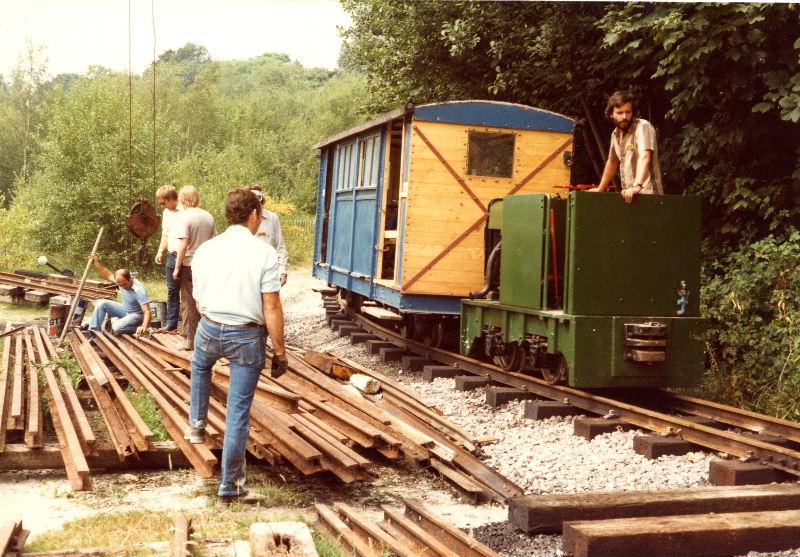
[399,317,416,340]
[542,354,568,385]
[493,341,525,372]
[419,318,445,349]
[339,291,362,316]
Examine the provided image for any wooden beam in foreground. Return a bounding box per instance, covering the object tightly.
[562,509,800,557]
[509,483,800,534]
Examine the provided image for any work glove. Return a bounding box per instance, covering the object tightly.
[271,354,288,379]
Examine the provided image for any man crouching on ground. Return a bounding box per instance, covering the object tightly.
[87,255,151,335]
[185,187,288,504]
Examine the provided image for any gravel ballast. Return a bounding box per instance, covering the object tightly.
[282,270,800,557]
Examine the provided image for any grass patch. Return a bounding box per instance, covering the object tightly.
[0,301,48,323]
[26,510,176,552]
[27,508,318,553]
[125,388,170,442]
[313,530,345,557]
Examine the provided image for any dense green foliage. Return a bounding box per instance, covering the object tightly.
[341,1,800,417]
[0,44,366,267]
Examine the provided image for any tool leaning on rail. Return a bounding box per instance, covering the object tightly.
[344,310,800,477]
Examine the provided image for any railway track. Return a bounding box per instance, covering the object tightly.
[321,301,800,478]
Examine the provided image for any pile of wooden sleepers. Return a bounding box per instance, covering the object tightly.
[0,324,162,490]
[0,320,521,501]
[88,331,522,502]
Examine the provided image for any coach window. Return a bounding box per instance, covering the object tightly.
[336,142,357,191]
[358,135,381,189]
[467,131,515,178]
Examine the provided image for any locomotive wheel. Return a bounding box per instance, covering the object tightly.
[542,354,568,385]
[493,342,525,371]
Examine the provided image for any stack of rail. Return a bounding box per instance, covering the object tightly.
[0,271,116,303]
[316,497,499,557]
[80,331,521,502]
[0,324,162,491]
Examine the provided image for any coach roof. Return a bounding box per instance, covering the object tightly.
[312,100,575,149]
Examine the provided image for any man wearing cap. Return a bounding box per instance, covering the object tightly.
[592,90,664,203]
[87,256,152,336]
[154,185,183,331]
[248,184,289,286]
[185,187,287,504]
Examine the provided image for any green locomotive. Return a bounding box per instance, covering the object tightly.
[460,191,705,388]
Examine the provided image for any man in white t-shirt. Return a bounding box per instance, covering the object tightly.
[186,187,286,504]
[154,185,183,331]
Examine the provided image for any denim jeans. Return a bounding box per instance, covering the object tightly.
[189,317,265,497]
[88,299,143,333]
[164,253,180,330]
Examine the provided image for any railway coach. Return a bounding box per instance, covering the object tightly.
[312,100,575,345]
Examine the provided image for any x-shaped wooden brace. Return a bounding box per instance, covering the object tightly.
[401,125,573,291]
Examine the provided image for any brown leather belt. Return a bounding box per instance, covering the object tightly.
[201,315,262,328]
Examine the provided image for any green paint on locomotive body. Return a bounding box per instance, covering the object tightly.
[461,191,706,389]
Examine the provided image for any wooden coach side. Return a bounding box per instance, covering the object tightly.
[401,121,573,296]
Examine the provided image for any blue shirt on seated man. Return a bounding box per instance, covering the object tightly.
[87,255,152,335]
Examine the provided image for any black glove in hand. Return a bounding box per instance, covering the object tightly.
[271,354,288,378]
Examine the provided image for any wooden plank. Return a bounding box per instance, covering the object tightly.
[47,400,91,491]
[66,333,135,459]
[0,325,12,451]
[0,441,190,471]
[57,368,97,455]
[304,350,357,380]
[403,498,501,557]
[508,483,800,535]
[21,329,42,448]
[562,509,800,557]
[78,343,109,387]
[86,338,153,452]
[212,367,300,413]
[93,337,216,476]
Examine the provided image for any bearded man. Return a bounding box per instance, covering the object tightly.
[592,90,664,203]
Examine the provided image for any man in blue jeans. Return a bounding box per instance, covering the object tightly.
[186,187,287,504]
[87,255,152,335]
[154,185,183,330]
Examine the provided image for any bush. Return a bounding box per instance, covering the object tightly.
[700,231,800,420]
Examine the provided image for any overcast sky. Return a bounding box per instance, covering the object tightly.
[0,0,351,79]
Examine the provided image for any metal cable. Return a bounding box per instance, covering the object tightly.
[127,0,133,265]
[151,0,157,192]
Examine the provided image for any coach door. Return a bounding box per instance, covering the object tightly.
[328,132,384,291]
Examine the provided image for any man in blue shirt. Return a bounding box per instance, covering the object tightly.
[87,255,152,335]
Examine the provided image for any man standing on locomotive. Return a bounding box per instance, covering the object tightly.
[592,90,664,203]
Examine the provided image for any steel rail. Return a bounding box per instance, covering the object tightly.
[654,392,800,444]
[0,272,111,300]
[351,313,800,476]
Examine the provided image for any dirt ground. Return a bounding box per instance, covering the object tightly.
[0,267,507,548]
